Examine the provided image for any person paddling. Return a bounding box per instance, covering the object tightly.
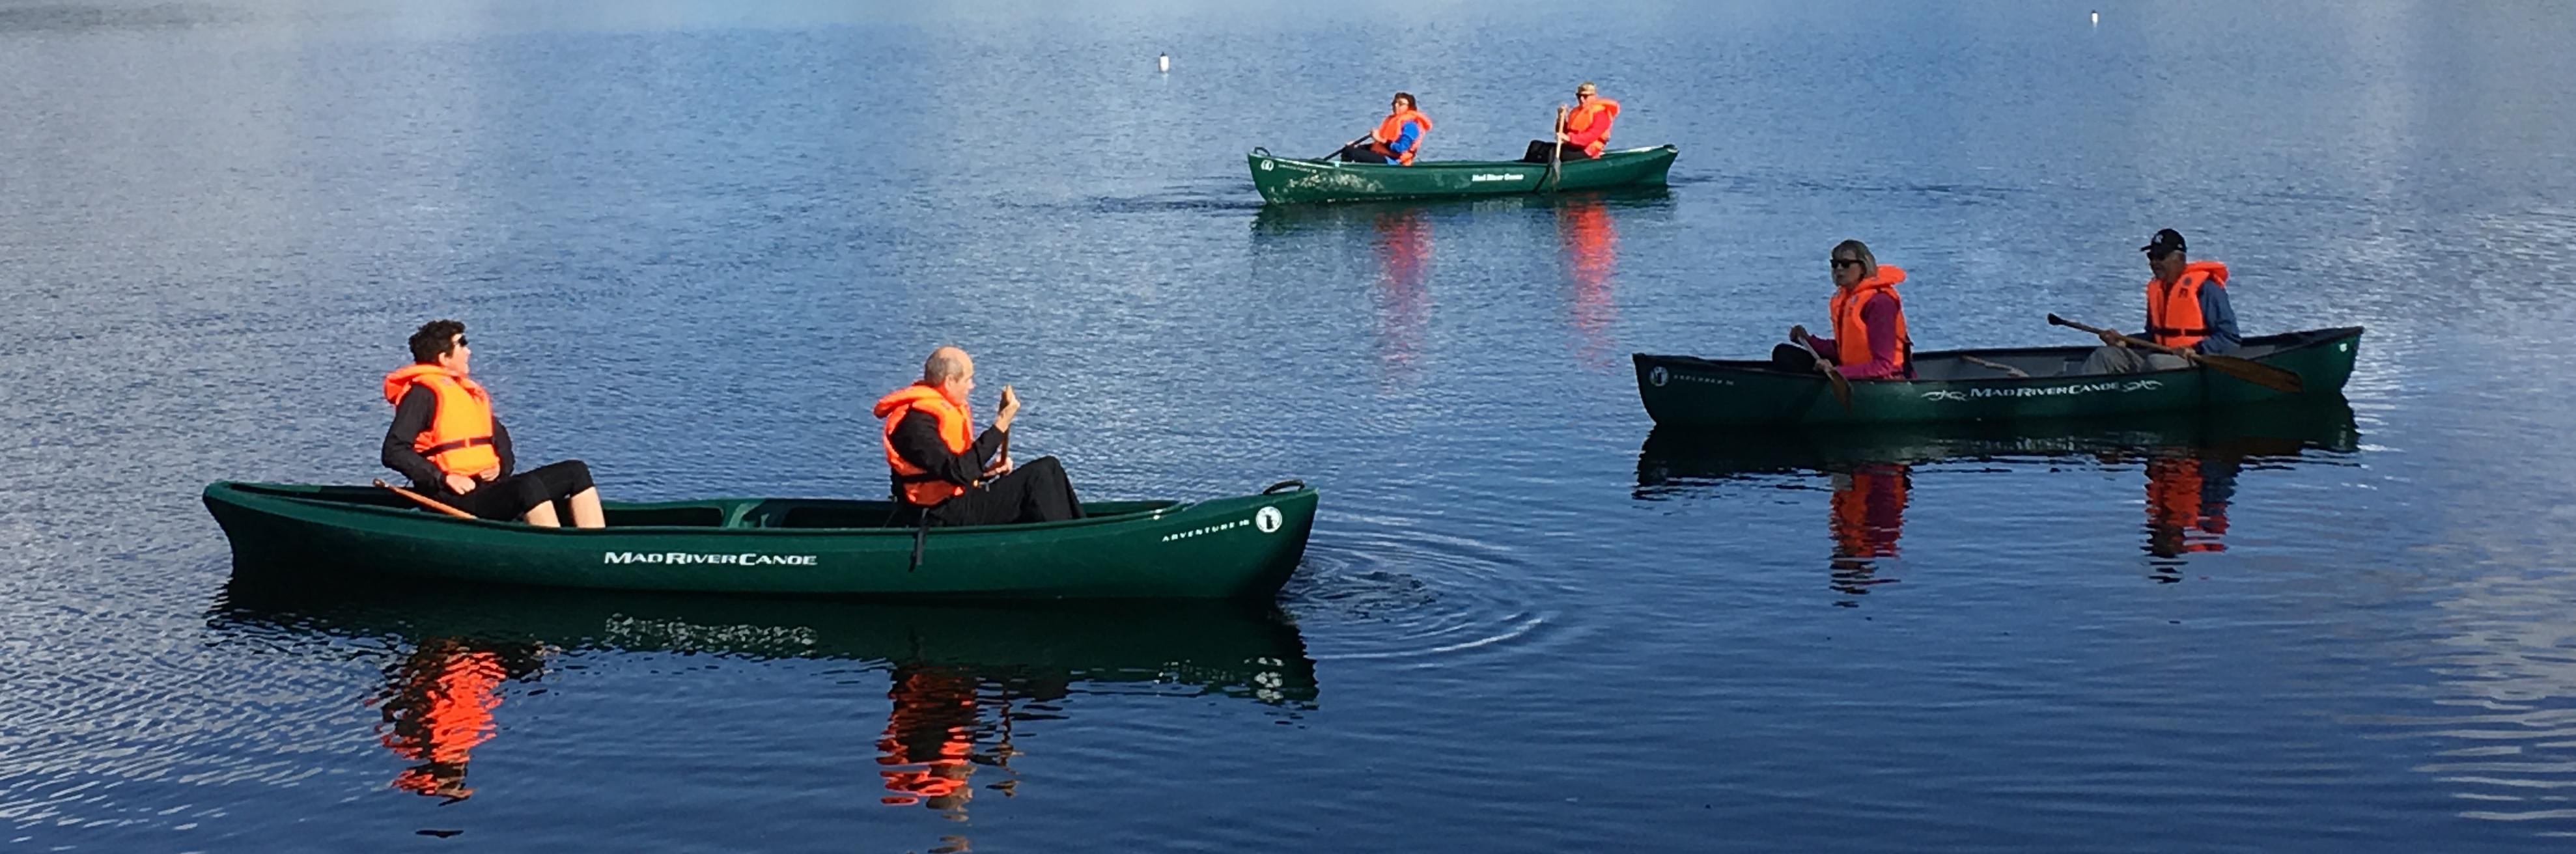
[2081,228,2242,374]
[382,320,606,527]
[1523,81,1619,163]
[1337,92,1431,165]
[1776,240,1914,379]
[875,347,1084,526]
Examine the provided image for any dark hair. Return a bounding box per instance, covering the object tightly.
[1393,92,1416,110]
[410,319,466,365]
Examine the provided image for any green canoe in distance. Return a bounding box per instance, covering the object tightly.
[204,481,1319,599]
[1247,145,1677,204]
[1634,327,2363,427]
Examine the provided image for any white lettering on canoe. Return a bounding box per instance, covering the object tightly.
[1921,379,2163,402]
[1161,517,1255,543]
[602,551,819,566]
[1470,173,1525,182]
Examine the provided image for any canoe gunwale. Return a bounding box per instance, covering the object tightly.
[1246,144,1677,172]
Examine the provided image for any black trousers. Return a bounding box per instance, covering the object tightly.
[1520,140,1599,163]
[1772,342,1826,372]
[1337,144,1392,164]
[924,456,1085,527]
[430,460,595,521]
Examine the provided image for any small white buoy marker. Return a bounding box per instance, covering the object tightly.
[2090,10,2099,26]
[1158,53,1169,73]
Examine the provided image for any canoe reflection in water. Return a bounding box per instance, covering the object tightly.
[1637,398,2360,595]
[211,578,1318,816]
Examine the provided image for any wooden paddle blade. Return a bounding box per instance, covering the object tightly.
[1825,370,1855,411]
[2195,353,2306,394]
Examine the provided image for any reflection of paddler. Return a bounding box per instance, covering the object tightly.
[372,639,543,800]
[877,665,983,813]
[1830,463,1911,559]
[1556,199,1618,363]
[1372,209,1433,376]
[2144,454,2237,558]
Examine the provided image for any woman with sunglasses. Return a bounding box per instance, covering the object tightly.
[1776,240,1913,379]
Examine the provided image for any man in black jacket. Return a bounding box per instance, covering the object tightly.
[872,346,1084,527]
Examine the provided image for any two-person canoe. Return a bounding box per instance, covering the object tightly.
[1246,145,1678,204]
[1634,327,2362,427]
[203,480,1319,599]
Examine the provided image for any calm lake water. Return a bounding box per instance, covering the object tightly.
[7,0,2576,850]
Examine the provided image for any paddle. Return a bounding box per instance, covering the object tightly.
[1960,355,2030,378]
[1789,329,1856,411]
[2046,314,2304,393]
[1319,134,1369,162]
[374,478,473,519]
[1546,107,1567,192]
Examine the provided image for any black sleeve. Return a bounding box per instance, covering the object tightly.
[889,411,1006,486]
[382,387,445,488]
[492,418,515,477]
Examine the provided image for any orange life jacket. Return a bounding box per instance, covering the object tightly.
[1828,265,1911,374]
[1564,98,1620,157]
[1368,109,1433,165]
[383,365,501,478]
[2146,260,2230,350]
[874,383,973,507]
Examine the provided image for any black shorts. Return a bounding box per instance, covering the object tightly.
[430,460,595,521]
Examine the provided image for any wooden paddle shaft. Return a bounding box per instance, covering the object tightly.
[374,478,474,519]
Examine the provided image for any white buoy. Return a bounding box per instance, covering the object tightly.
[2090,10,2099,25]
[1158,53,1169,73]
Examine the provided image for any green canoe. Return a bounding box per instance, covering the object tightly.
[203,480,1319,599]
[213,580,1319,706]
[1246,145,1678,204]
[1634,327,2363,427]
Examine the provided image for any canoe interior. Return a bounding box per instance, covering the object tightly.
[1658,327,2364,381]
[227,483,1179,530]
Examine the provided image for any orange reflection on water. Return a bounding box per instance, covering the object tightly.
[371,639,543,801]
[1371,208,1433,380]
[2143,453,2236,560]
[1555,197,1619,368]
[1827,463,1911,599]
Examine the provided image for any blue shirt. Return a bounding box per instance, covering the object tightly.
[2191,285,2241,354]
[1388,120,1421,157]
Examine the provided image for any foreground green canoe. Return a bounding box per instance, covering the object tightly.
[1247,145,1677,204]
[1634,327,2362,427]
[204,481,1319,599]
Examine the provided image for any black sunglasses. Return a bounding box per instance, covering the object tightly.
[1830,258,1862,269]
[455,337,469,347]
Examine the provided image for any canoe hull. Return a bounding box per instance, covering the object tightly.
[1248,145,1677,204]
[1634,327,2363,427]
[204,483,1319,599]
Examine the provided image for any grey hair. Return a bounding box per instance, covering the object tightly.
[1832,240,1876,273]
[922,347,970,385]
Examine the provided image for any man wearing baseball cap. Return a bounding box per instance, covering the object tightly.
[2080,228,2243,374]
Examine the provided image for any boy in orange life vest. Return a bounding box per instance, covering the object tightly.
[382,320,608,528]
[1522,81,1619,162]
[1337,92,1431,165]
[1774,240,1914,379]
[873,346,1085,526]
[2082,228,2242,374]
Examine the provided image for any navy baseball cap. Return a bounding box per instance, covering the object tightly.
[2140,228,2186,255]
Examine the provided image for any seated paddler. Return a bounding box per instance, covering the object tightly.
[1337,92,1431,165]
[875,346,1085,527]
[2080,228,2242,374]
[1523,81,1619,163]
[1774,240,1914,379]
[382,320,606,528]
